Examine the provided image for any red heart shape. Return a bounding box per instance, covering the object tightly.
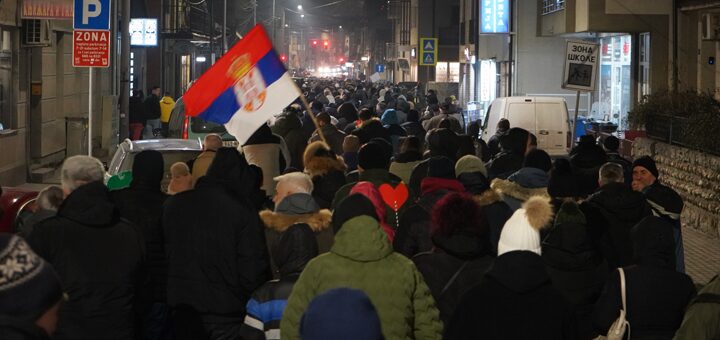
[378,183,409,211]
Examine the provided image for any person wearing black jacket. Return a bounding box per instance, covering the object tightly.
[110,150,169,340]
[401,109,426,147]
[164,148,271,339]
[239,224,319,340]
[129,90,145,140]
[303,141,347,209]
[487,118,509,160]
[593,216,696,339]
[570,135,608,196]
[445,197,577,340]
[29,155,145,340]
[351,108,391,144]
[486,127,530,180]
[581,163,651,269]
[542,201,608,339]
[143,86,162,139]
[408,128,460,198]
[413,192,494,325]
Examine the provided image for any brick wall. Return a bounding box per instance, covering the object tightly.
[633,138,720,238]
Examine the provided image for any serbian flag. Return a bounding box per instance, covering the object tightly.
[183,24,299,144]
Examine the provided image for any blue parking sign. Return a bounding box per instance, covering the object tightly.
[74,0,111,30]
[375,64,385,73]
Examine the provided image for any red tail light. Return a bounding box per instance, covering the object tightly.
[182,116,189,139]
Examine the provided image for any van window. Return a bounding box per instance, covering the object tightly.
[507,103,536,134]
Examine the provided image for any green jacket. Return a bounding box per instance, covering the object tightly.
[280,216,443,340]
[674,274,720,340]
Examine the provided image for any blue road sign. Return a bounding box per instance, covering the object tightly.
[375,64,385,73]
[481,0,509,33]
[419,38,438,66]
[74,0,111,30]
[422,52,435,65]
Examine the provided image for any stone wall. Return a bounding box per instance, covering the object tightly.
[633,138,720,238]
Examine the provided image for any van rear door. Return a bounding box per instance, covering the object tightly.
[536,101,569,155]
[506,101,537,136]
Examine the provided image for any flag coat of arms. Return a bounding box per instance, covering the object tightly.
[183,24,299,144]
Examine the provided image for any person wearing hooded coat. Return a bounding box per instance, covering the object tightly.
[593,216,696,339]
[239,224,319,340]
[674,273,720,340]
[394,157,465,258]
[28,156,145,340]
[581,162,651,269]
[486,127,530,180]
[444,197,577,340]
[390,136,424,184]
[542,201,608,339]
[163,148,271,339]
[242,124,292,196]
[408,128,460,198]
[280,195,443,340]
[302,141,347,209]
[351,109,392,145]
[413,192,494,325]
[570,135,608,196]
[110,150,170,339]
[455,155,513,255]
[491,149,552,212]
[401,109,426,147]
[381,109,408,155]
[308,112,346,156]
[336,102,359,133]
[271,109,306,170]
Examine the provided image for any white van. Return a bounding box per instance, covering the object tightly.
[481,96,572,157]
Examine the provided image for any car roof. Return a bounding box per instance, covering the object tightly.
[124,138,203,152]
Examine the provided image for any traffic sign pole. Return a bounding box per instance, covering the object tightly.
[88,68,92,156]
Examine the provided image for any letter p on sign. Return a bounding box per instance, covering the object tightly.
[74,0,111,30]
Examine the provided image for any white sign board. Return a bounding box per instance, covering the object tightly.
[369,72,381,83]
[562,40,599,92]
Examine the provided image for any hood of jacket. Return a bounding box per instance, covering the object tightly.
[458,171,490,195]
[58,181,118,227]
[421,177,465,196]
[260,209,332,233]
[432,231,491,260]
[130,150,164,190]
[272,113,303,137]
[273,223,319,277]
[331,215,393,262]
[542,202,602,271]
[338,102,358,122]
[487,250,551,293]
[196,148,253,198]
[427,128,460,160]
[499,128,529,156]
[587,182,649,223]
[644,181,684,219]
[381,109,399,125]
[304,153,347,178]
[473,188,504,207]
[491,177,549,203]
[507,167,549,188]
[570,144,607,169]
[160,96,175,105]
[275,193,321,215]
[631,216,677,269]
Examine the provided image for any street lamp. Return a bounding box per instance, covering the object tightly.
[298,4,303,10]
[301,14,305,18]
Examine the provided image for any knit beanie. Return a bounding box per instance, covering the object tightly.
[0,234,63,322]
[497,196,553,256]
[523,149,552,172]
[300,288,384,340]
[455,155,487,178]
[332,194,379,233]
[632,155,659,179]
[427,156,456,179]
[358,141,391,170]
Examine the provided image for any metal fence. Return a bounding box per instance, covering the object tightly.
[645,113,720,156]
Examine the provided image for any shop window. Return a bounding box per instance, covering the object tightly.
[639,33,651,99]
[594,35,633,129]
[0,28,12,131]
[435,62,461,83]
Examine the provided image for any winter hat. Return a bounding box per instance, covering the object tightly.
[427,156,456,179]
[0,234,63,322]
[547,158,581,198]
[332,194,379,233]
[358,141,391,170]
[632,155,659,179]
[603,136,620,151]
[497,196,554,256]
[523,149,552,172]
[300,288,384,340]
[275,193,320,215]
[455,155,487,178]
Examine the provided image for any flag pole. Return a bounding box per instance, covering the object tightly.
[297,91,328,145]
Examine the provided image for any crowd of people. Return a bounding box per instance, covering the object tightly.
[1,79,719,340]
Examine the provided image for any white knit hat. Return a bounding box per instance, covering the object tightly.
[497,196,553,256]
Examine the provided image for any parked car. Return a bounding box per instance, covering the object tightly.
[106,138,203,191]
[167,97,239,147]
[481,96,572,156]
[0,187,38,233]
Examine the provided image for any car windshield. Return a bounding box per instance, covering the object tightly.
[119,150,202,191]
[191,117,227,134]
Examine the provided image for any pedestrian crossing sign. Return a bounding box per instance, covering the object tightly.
[419,38,438,66]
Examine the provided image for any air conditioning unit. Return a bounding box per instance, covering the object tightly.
[702,13,720,40]
[22,20,51,46]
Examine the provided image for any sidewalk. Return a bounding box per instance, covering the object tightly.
[684,226,720,285]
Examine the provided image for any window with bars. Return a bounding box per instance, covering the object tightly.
[542,0,566,15]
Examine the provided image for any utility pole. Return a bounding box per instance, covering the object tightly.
[272,0,276,44]
[253,0,257,25]
[223,0,227,53]
[119,0,131,140]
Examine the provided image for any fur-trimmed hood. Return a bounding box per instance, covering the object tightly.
[474,189,504,207]
[260,209,333,232]
[303,141,347,177]
[491,178,549,202]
